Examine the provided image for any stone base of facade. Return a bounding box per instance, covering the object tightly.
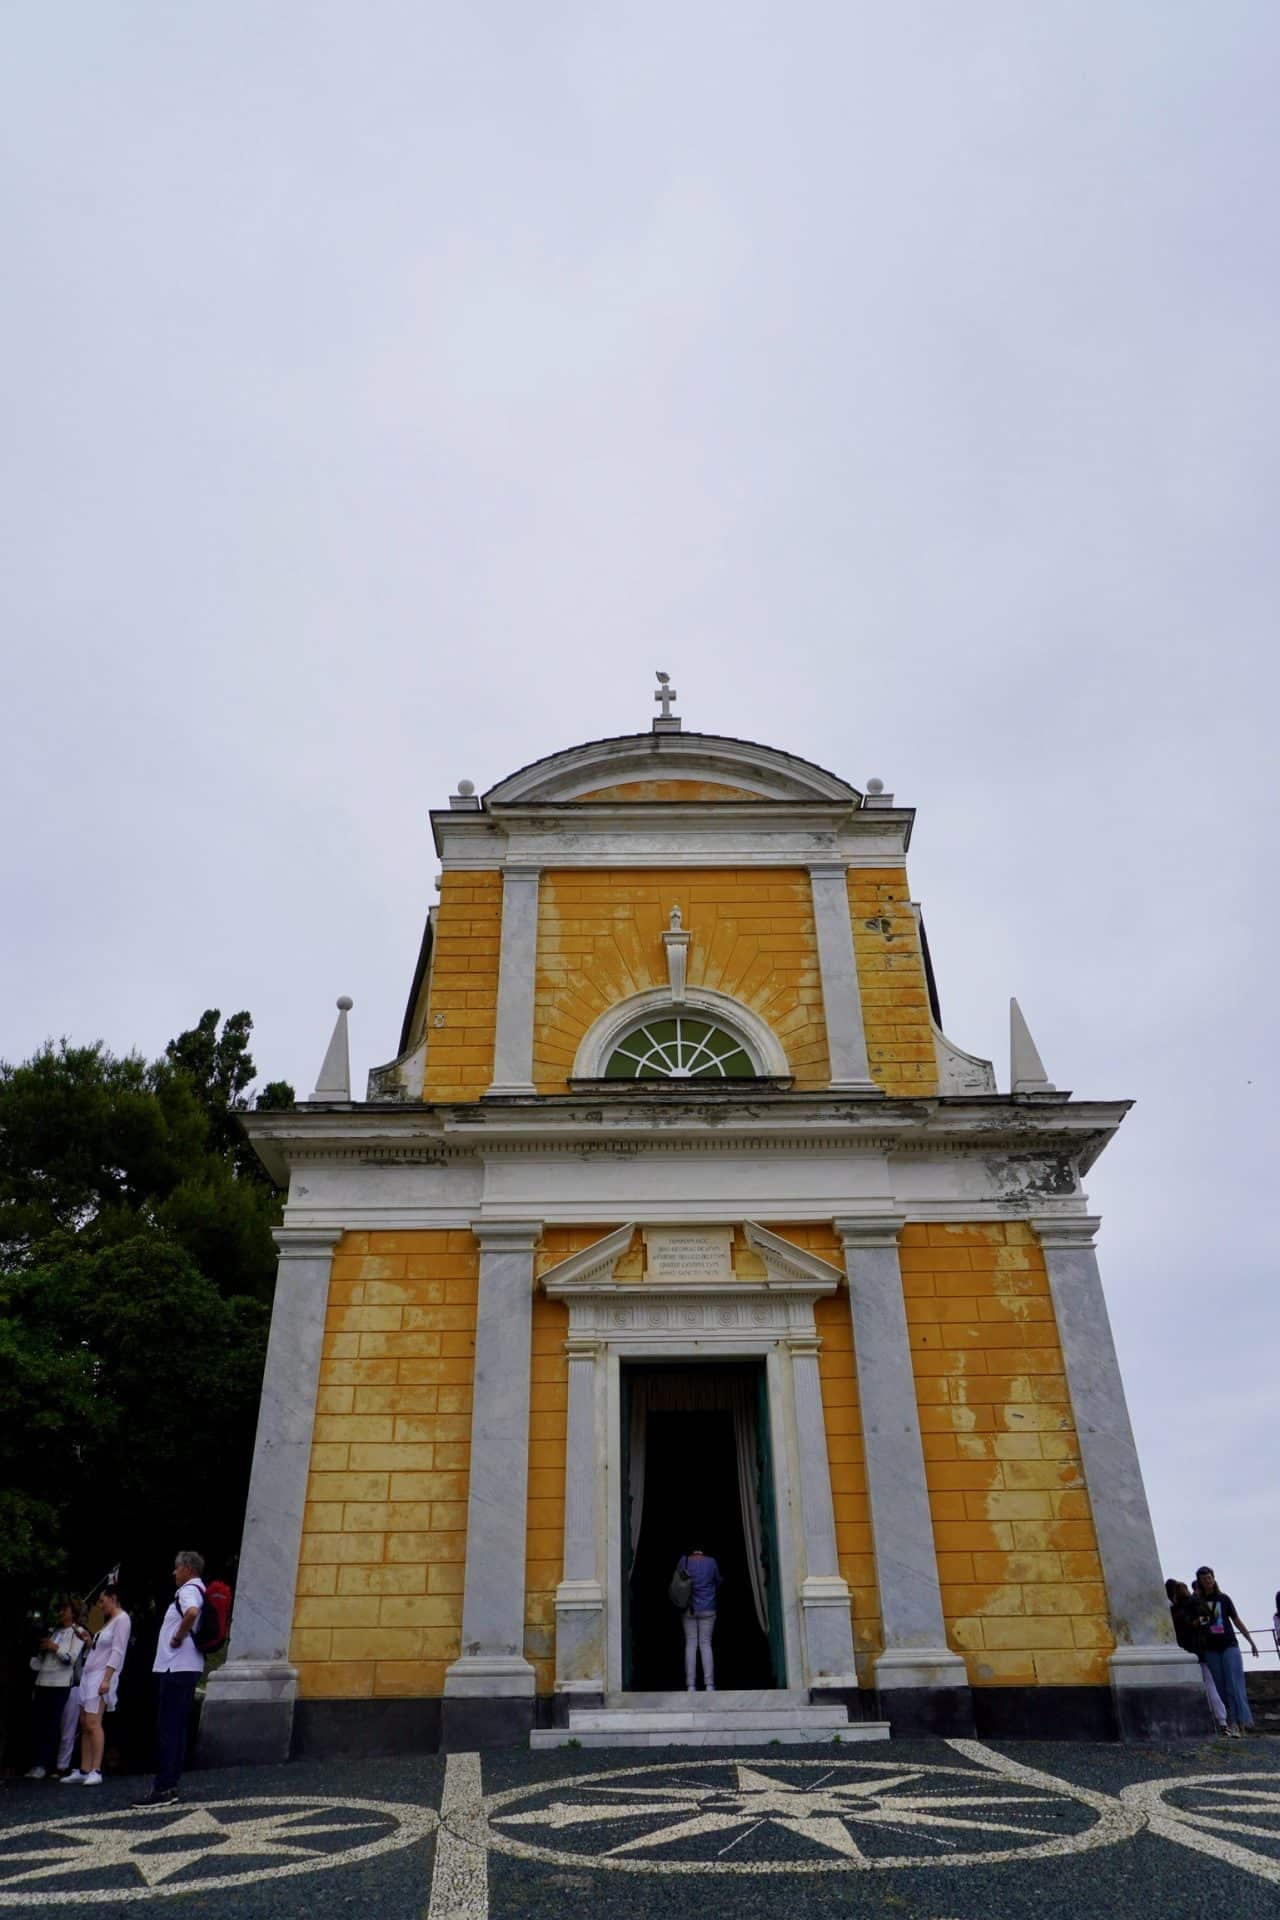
[198,1661,298,1769]
[293,1698,442,1759]
[873,1686,977,1737]
[441,1694,535,1749]
[971,1686,1117,1741]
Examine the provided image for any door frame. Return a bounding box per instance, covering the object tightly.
[542,1219,855,1701]
[618,1355,787,1692]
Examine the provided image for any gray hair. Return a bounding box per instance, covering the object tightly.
[175,1550,205,1577]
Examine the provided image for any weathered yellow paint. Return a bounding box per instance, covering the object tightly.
[848,869,939,1096]
[901,1222,1114,1687]
[532,868,831,1090]
[773,1225,881,1679]
[575,780,765,802]
[290,1230,478,1701]
[421,870,503,1101]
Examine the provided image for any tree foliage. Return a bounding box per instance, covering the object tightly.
[0,1011,293,1616]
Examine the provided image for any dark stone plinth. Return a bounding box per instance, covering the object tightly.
[875,1685,976,1738]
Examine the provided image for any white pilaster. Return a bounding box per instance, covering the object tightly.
[808,864,878,1093]
[835,1216,969,1697]
[554,1337,606,1691]
[199,1225,343,1765]
[787,1336,859,1684]
[1030,1217,1203,1720]
[444,1221,542,1706]
[487,867,540,1096]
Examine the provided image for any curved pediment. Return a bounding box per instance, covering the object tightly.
[484,732,860,806]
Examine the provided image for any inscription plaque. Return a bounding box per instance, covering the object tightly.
[644,1226,734,1282]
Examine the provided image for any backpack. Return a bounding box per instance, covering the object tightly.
[192,1579,233,1655]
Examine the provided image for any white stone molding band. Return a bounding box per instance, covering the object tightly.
[788,1338,859,1684]
[1030,1217,1201,1698]
[487,868,541,1096]
[808,865,878,1094]
[570,985,790,1080]
[554,1339,607,1693]
[444,1221,543,1702]
[835,1216,969,1694]
[200,1226,343,1761]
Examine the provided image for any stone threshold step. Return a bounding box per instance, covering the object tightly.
[605,1690,818,1710]
[531,1724,891,1751]
[569,1708,849,1733]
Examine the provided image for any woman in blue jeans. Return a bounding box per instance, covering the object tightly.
[678,1548,721,1691]
[1195,1565,1258,1736]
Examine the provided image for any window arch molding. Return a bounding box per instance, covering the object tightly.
[571,986,790,1081]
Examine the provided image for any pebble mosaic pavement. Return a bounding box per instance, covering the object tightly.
[0,1737,1276,1918]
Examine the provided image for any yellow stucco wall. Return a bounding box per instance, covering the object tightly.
[774,1225,882,1677]
[290,1231,478,1700]
[421,870,503,1101]
[901,1222,1113,1687]
[532,867,831,1090]
[848,869,939,1096]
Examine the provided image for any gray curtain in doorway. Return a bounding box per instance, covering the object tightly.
[627,1372,769,1634]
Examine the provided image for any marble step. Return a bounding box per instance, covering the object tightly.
[569,1706,849,1733]
[531,1719,891,1750]
[605,1689,819,1710]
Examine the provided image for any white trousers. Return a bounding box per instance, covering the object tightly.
[683,1613,716,1690]
[56,1689,81,1769]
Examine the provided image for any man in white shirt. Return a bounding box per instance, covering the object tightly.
[137,1550,205,1806]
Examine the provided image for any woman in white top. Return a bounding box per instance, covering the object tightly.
[25,1597,83,1778]
[63,1586,130,1787]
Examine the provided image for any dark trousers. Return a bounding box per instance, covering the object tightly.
[31,1687,69,1770]
[154,1672,199,1790]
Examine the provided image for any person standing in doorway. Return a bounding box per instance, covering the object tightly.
[1195,1565,1258,1736]
[62,1586,130,1786]
[678,1547,722,1692]
[137,1551,206,1806]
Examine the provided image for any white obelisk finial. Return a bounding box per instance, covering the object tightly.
[312,996,353,1102]
[1010,997,1055,1094]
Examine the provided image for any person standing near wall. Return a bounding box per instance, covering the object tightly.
[25,1598,83,1778]
[1195,1565,1258,1737]
[136,1550,206,1806]
[62,1586,130,1786]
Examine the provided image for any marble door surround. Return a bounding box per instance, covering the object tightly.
[540,1220,862,1706]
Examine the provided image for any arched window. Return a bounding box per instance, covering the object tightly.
[603,1015,756,1080]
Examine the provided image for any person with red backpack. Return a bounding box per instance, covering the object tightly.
[135,1550,207,1806]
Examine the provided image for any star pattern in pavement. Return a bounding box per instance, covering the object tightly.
[0,1796,435,1904]
[493,1760,1085,1865]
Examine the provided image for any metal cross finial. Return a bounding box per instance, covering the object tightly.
[654,671,678,719]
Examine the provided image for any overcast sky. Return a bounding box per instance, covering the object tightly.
[4,3,1277,1642]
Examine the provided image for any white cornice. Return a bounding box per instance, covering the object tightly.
[430,806,913,868]
[241,1093,1129,1185]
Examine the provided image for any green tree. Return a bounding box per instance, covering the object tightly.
[0,1011,292,1757]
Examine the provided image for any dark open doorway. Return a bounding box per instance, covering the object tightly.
[622,1362,785,1692]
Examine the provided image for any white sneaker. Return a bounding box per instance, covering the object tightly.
[24,1767,47,1779]
[80,1772,103,1786]
[61,1770,85,1784]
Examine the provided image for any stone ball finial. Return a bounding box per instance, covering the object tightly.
[866,777,884,794]
[337,995,353,1011]
[457,778,475,796]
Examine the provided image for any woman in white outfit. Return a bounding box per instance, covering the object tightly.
[62,1586,130,1787]
[25,1598,84,1778]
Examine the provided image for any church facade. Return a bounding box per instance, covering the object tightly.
[201,692,1205,1760]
